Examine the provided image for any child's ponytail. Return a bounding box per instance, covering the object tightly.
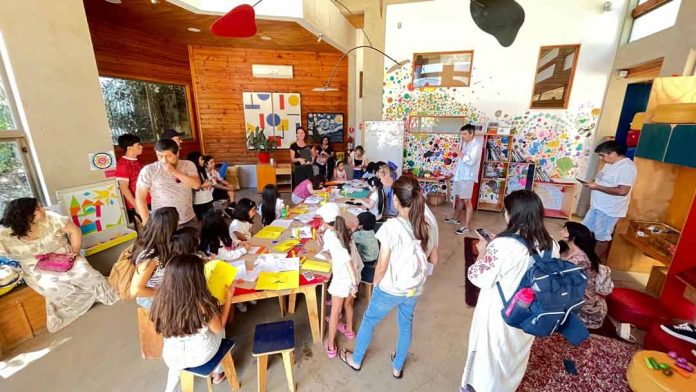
[332,215,353,253]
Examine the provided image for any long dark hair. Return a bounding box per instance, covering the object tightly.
[499,190,554,253]
[1,198,40,237]
[200,209,233,255]
[392,176,429,252]
[150,254,221,338]
[330,215,353,253]
[261,184,280,226]
[187,151,207,182]
[367,176,385,216]
[232,198,256,223]
[130,207,179,265]
[564,222,600,271]
[171,227,199,256]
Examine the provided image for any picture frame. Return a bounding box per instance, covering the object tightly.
[307,112,345,143]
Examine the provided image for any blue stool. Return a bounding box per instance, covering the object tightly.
[180,339,240,392]
[252,320,295,392]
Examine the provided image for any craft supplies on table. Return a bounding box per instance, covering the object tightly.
[254,226,286,240]
[301,259,332,273]
[269,219,293,229]
[256,271,300,291]
[204,260,238,302]
[273,239,300,253]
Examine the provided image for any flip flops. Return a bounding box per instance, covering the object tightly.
[390,353,403,379]
[337,322,356,339]
[212,372,227,385]
[339,349,361,371]
[325,342,337,359]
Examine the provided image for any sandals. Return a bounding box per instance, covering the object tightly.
[212,372,226,385]
[325,342,337,359]
[337,322,356,339]
[390,353,403,379]
[339,349,361,371]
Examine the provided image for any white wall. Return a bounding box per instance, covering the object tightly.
[0,0,115,204]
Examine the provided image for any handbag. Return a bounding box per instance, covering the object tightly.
[35,252,76,272]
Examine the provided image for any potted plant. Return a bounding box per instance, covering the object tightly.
[246,127,277,164]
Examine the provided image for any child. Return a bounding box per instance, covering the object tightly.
[170,227,200,256]
[228,198,257,245]
[349,146,368,179]
[333,160,348,181]
[358,177,385,220]
[260,184,285,226]
[150,254,235,392]
[204,155,237,207]
[361,162,378,180]
[189,152,215,220]
[200,209,249,260]
[316,203,362,359]
[291,175,324,205]
[353,212,379,284]
[115,133,150,228]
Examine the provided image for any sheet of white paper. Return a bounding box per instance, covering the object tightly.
[427,262,434,276]
[269,219,293,229]
[294,213,315,224]
[313,252,328,261]
[253,255,300,272]
[348,207,364,216]
[304,196,323,204]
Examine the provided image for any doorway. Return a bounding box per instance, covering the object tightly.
[615,82,653,157]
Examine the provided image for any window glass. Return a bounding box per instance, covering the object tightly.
[629,0,681,42]
[0,78,15,130]
[0,140,34,212]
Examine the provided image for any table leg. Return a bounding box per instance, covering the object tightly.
[257,355,268,392]
[278,296,286,318]
[282,351,296,392]
[320,283,327,342]
[303,287,321,344]
[288,294,297,314]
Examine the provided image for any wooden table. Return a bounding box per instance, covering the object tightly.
[627,350,696,391]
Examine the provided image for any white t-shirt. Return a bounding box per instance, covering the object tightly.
[453,136,483,182]
[229,220,253,245]
[193,183,214,205]
[590,157,637,217]
[323,230,352,283]
[367,191,382,220]
[136,160,198,225]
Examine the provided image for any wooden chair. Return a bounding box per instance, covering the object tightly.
[136,307,163,359]
[252,320,295,392]
[361,281,373,303]
[179,338,240,392]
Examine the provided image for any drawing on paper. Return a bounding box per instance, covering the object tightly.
[57,181,127,236]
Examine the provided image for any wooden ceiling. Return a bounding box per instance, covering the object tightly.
[83,0,340,53]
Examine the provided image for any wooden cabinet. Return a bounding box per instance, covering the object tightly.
[256,164,293,193]
[0,285,46,352]
[636,124,696,169]
[533,181,577,219]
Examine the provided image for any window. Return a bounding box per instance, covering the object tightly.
[629,0,681,42]
[412,51,474,88]
[530,45,580,109]
[99,77,193,145]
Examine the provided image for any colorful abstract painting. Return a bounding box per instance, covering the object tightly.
[56,181,126,237]
[507,162,535,194]
[307,113,344,143]
[404,133,460,177]
[483,162,507,179]
[243,92,302,149]
[479,179,505,205]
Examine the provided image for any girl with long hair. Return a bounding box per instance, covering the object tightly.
[188,152,215,220]
[340,176,435,378]
[314,136,335,181]
[291,175,324,205]
[150,254,235,391]
[461,190,559,392]
[260,184,284,226]
[204,155,237,206]
[357,176,385,220]
[129,207,179,309]
[200,209,248,260]
[228,198,257,245]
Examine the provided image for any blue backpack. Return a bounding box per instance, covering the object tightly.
[497,236,589,345]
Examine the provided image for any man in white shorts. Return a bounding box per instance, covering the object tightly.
[444,124,483,235]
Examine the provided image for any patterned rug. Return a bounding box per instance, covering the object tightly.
[518,334,639,392]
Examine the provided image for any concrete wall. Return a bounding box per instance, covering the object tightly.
[0,0,114,204]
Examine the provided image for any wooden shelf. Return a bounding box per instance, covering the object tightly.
[544,209,571,219]
[620,221,678,266]
[478,201,504,211]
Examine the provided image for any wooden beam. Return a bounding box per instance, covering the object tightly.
[626,57,664,79]
[632,0,673,19]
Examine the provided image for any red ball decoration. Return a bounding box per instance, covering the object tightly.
[211,4,257,38]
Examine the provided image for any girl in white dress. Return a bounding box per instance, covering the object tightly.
[461,190,559,392]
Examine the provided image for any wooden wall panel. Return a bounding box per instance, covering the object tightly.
[190,46,349,165]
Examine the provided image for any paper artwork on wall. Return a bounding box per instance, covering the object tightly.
[307,113,344,143]
[506,162,535,194]
[404,133,460,177]
[88,151,116,171]
[483,162,507,179]
[479,179,504,204]
[534,182,564,210]
[243,92,302,149]
[56,180,127,237]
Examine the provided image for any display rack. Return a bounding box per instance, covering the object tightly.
[478,134,512,211]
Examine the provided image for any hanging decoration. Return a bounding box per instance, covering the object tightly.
[211,1,264,38]
[470,0,525,47]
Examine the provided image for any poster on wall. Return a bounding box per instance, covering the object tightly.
[55,180,127,237]
[88,151,116,171]
[242,92,302,149]
[307,113,344,143]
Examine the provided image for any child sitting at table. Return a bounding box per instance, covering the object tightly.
[361,162,378,180]
[200,210,249,260]
[349,146,368,179]
[228,198,257,245]
[316,203,363,359]
[151,254,235,392]
[333,160,348,181]
[260,184,285,226]
[291,175,324,205]
[353,212,380,284]
[357,177,385,220]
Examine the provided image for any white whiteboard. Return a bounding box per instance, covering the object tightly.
[362,121,405,176]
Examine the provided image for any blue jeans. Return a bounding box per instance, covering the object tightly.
[352,286,419,371]
[583,207,620,241]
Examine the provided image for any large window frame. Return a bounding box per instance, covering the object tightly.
[529,44,581,110]
[411,50,475,89]
[628,0,681,43]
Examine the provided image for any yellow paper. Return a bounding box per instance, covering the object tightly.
[289,206,308,214]
[204,260,238,302]
[273,239,300,252]
[254,225,286,240]
[255,270,299,291]
[301,259,332,273]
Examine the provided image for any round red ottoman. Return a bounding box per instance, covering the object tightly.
[607,288,671,330]
[644,321,696,363]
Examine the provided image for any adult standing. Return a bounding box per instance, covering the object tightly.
[583,141,637,259]
[461,190,558,392]
[136,139,201,228]
[162,129,184,148]
[444,124,483,235]
[339,176,437,378]
[314,136,335,181]
[377,164,397,218]
[290,127,315,188]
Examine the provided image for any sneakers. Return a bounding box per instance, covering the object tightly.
[444,217,461,225]
[660,322,696,345]
[455,227,471,235]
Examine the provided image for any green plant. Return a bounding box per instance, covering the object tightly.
[246,127,278,153]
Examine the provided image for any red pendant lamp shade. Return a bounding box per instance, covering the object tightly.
[211,4,257,38]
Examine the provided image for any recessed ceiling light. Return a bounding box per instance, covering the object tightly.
[187,27,201,33]
[105,0,122,4]
[260,36,272,41]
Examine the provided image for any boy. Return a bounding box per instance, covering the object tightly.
[353,212,380,283]
[115,134,149,226]
[445,124,483,235]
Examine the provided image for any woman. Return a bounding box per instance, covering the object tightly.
[189,152,214,220]
[290,127,315,187]
[129,207,179,310]
[0,198,119,332]
[349,146,368,180]
[339,176,436,378]
[314,136,335,181]
[560,222,612,330]
[460,190,559,392]
[203,155,236,207]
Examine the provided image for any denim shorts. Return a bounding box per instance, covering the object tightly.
[583,207,620,241]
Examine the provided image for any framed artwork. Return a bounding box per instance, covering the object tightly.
[530,45,580,109]
[307,113,345,143]
[412,51,474,88]
[242,92,302,149]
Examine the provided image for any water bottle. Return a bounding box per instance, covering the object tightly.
[281,205,288,218]
[505,287,535,318]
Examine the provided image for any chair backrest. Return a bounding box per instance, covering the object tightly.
[218,162,229,178]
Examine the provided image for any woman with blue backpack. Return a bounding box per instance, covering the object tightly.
[460,190,560,392]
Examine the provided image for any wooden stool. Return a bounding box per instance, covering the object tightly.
[180,339,240,392]
[627,350,696,391]
[361,281,373,302]
[252,320,295,392]
[136,307,163,359]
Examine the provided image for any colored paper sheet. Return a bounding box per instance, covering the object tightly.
[301,259,332,273]
[255,270,300,291]
[254,225,286,240]
[204,260,238,302]
[289,206,308,214]
[273,239,300,252]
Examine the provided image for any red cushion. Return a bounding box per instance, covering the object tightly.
[211,4,257,38]
[644,321,696,363]
[607,288,671,330]
[626,130,641,147]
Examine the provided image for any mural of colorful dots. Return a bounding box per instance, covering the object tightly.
[404,133,460,177]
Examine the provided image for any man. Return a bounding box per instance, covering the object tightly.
[136,138,200,228]
[584,140,637,259]
[445,124,483,235]
[378,164,397,217]
[162,128,185,148]
[115,134,149,227]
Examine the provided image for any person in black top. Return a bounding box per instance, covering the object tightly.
[314,136,335,181]
[290,127,315,187]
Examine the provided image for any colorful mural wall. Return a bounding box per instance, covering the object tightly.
[404,133,460,177]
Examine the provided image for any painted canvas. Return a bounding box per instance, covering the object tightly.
[483,162,507,179]
[535,182,564,210]
[56,180,128,237]
[243,92,302,149]
[507,162,536,194]
[404,133,460,177]
[307,113,344,143]
[479,179,505,204]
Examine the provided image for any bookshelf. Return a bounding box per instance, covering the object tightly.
[478,134,512,211]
